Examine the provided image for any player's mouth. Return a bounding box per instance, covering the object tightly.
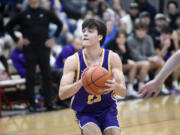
[83,38,89,41]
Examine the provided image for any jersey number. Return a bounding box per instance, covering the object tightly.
[87,95,101,104]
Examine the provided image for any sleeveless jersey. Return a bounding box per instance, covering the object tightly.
[71,48,117,113]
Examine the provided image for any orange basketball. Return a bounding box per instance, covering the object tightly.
[82,65,113,95]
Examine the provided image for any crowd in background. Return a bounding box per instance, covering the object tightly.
[0,0,180,111]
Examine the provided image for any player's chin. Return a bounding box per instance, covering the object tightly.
[82,41,91,46]
[82,43,91,47]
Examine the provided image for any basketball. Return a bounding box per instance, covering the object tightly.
[82,65,113,95]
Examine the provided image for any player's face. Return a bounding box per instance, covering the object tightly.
[82,27,101,47]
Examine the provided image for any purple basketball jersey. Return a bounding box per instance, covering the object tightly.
[71,48,117,113]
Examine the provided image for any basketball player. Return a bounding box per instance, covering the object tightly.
[139,50,180,98]
[59,19,126,135]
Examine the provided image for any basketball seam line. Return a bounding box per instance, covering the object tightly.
[84,68,95,94]
[86,68,109,87]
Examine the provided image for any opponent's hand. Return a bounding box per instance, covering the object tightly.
[138,79,162,98]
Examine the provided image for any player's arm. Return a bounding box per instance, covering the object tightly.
[105,52,127,97]
[59,55,83,100]
[154,49,180,83]
[139,50,180,98]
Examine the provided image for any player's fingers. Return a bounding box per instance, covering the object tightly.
[104,87,113,91]
[138,86,146,94]
[106,79,114,84]
[153,90,161,98]
[104,82,112,87]
[103,90,110,94]
[139,88,148,98]
[103,89,111,94]
[145,91,153,98]
[82,67,89,77]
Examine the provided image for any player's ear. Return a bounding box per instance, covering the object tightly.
[98,34,103,41]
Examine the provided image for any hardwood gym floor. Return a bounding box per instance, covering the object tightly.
[0,95,180,135]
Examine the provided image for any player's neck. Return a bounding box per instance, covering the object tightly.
[84,46,102,60]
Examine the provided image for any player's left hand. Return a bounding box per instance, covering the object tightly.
[104,79,118,94]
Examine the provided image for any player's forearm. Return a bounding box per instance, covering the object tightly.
[115,83,127,97]
[59,80,83,100]
[155,50,180,83]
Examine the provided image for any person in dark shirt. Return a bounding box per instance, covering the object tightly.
[6,0,63,112]
[135,0,157,24]
[106,30,139,98]
[150,13,168,48]
[154,25,176,61]
[167,1,179,30]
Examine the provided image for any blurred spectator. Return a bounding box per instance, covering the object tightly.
[155,25,176,61]
[86,0,108,18]
[150,13,169,48]
[10,47,25,77]
[54,23,73,46]
[54,36,82,107]
[135,0,157,23]
[111,0,126,18]
[74,10,93,38]
[0,10,10,72]
[48,0,77,35]
[106,30,139,98]
[42,0,76,46]
[6,0,63,112]
[1,0,24,18]
[55,37,83,69]
[61,0,86,19]
[120,2,139,34]
[49,0,61,12]
[172,12,180,50]
[139,11,152,34]
[127,21,164,89]
[102,19,117,48]
[0,61,10,81]
[0,12,5,55]
[0,13,5,37]
[102,8,115,22]
[167,0,179,30]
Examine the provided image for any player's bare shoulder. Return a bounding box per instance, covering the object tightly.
[110,51,122,68]
[110,51,122,63]
[63,54,78,73]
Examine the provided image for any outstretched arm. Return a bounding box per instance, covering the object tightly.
[139,50,180,98]
[59,55,83,100]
